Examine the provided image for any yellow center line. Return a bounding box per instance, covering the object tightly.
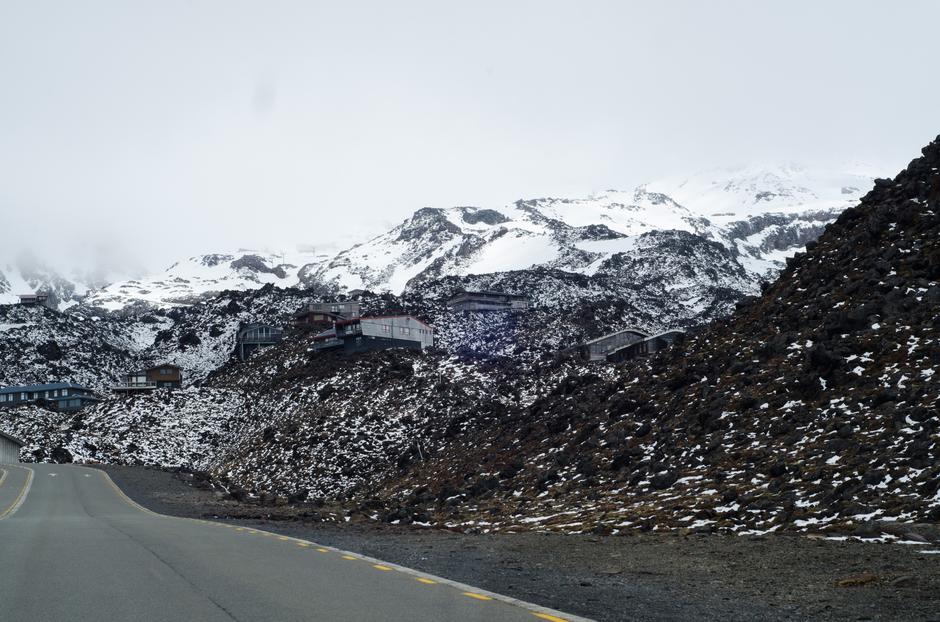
[0,467,33,521]
[416,578,437,585]
[278,536,291,541]
[316,548,330,553]
[297,542,310,548]
[533,614,569,622]
[373,564,392,571]
[463,592,493,601]
[342,555,357,561]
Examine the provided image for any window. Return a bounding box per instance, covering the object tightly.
[400,326,411,336]
[382,324,390,333]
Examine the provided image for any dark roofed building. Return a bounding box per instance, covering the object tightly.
[446,290,531,312]
[114,364,183,393]
[293,301,361,329]
[236,323,283,361]
[606,330,685,363]
[312,315,433,354]
[561,327,650,362]
[560,328,685,363]
[0,383,99,412]
[18,293,54,309]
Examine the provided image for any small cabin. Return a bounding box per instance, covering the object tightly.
[236,323,283,361]
[293,301,362,329]
[114,364,183,393]
[18,293,54,309]
[312,315,434,354]
[0,430,25,464]
[606,330,685,363]
[561,328,651,362]
[0,383,99,412]
[447,290,531,312]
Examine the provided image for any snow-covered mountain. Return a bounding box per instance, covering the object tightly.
[12,164,875,312]
[83,250,331,312]
[0,254,95,310]
[312,164,872,292]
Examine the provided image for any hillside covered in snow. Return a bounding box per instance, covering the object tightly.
[69,164,873,311]
[1,136,938,542]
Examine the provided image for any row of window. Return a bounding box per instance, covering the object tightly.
[378,325,431,336]
[0,388,74,402]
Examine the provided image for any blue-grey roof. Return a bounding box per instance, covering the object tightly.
[0,383,92,394]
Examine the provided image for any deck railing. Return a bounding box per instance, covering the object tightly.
[112,381,157,390]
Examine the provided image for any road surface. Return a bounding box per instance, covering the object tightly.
[0,463,586,622]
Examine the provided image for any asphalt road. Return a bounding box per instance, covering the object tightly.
[0,464,587,622]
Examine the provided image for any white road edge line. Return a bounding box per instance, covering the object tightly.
[0,468,7,488]
[89,465,594,622]
[0,465,34,521]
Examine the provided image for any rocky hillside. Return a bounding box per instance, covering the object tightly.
[347,138,940,536]
[3,147,930,542]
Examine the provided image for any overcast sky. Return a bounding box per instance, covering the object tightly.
[1,0,938,275]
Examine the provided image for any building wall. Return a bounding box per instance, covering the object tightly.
[0,437,22,463]
[360,317,433,350]
[0,385,94,407]
[342,336,423,355]
[449,300,512,312]
[145,367,182,384]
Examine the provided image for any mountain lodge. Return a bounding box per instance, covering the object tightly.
[447,290,531,312]
[312,315,433,354]
[0,383,99,412]
[236,323,283,361]
[561,328,685,363]
[113,364,183,393]
[293,301,362,330]
[18,293,53,309]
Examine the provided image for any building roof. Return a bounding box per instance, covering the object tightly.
[583,327,650,346]
[0,382,91,395]
[0,429,25,447]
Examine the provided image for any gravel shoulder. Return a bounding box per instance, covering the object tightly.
[100,465,940,622]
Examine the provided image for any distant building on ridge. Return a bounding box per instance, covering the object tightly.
[446,291,531,312]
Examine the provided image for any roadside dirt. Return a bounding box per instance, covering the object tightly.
[98,465,940,622]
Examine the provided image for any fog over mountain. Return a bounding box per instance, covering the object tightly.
[2,1,939,276]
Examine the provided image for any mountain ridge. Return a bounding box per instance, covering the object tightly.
[3,163,874,312]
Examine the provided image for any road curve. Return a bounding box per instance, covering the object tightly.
[0,463,587,622]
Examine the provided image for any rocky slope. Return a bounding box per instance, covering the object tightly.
[346,139,940,536]
[4,148,931,541]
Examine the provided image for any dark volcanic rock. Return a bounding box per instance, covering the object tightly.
[359,136,940,535]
